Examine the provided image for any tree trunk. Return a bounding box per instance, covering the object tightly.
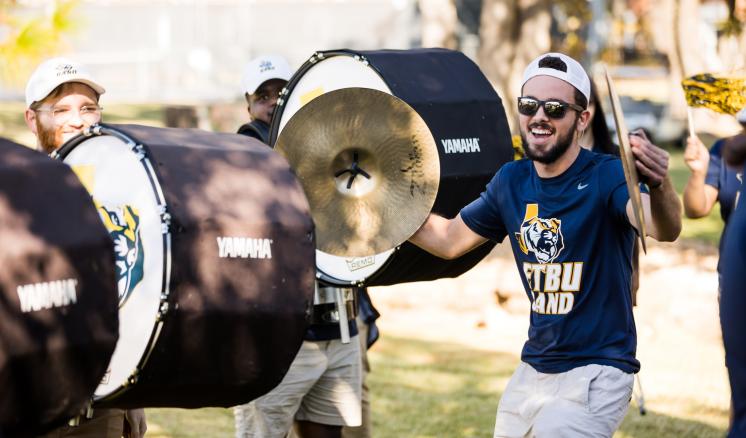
[419,0,459,49]
[650,0,744,136]
[478,0,550,132]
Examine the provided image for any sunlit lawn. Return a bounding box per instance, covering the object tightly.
[145,334,728,437]
[146,336,515,437]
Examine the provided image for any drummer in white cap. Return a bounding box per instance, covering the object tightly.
[24,57,147,438]
[24,57,107,154]
[237,54,293,144]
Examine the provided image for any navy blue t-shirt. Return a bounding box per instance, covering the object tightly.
[720,162,746,438]
[705,139,743,225]
[461,148,639,374]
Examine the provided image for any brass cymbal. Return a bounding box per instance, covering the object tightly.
[605,67,647,253]
[275,87,440,257]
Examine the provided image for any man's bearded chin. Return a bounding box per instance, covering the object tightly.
[34,118,61,154]
[521,123,577,165]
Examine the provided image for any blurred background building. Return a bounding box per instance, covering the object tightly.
[1,0,418,103]
[1,0,745,140]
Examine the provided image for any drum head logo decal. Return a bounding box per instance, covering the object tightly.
[96,202,145,306]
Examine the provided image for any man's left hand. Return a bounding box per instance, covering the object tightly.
[629,129,669,188]
[124,409,147,438]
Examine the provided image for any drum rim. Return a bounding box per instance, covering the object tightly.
[53,124,174,402]
[269,51,396,286]
[268,49,387,147]
[315,247,398,287]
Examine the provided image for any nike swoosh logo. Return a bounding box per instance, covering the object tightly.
[577,183,589,190]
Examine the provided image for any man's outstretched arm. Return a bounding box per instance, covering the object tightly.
[409,213,489,260]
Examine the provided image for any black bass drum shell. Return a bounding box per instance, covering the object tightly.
[57,124,315,408]
[0,137,118,436]
[270,48,513,286]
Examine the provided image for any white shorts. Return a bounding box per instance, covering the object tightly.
[234,337,362,438]
[494,362,634,438]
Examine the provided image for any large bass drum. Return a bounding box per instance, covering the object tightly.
[55,124,315,408]
[270,48,513,286]
[0,138,118,436]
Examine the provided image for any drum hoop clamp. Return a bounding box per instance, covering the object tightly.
[158,205,172,234]
[86,124,102,137]
[132,144,146,160]
[156,301,169,321]
[353,55,369,66]
[309,51,326,64]
[127,373,138,386]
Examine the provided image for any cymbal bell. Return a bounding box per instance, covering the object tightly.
[275,88,440,257]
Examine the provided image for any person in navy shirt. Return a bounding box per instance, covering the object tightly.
[683,107,744,254]
[719,109,746,438]
[410,52,682,437]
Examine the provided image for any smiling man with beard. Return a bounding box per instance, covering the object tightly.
[410,52,682,437]
[23,57,147,438]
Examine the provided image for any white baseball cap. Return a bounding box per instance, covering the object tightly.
[240,55,292,96]
[25,57,105,108]
[737,106,746,124]
[522,52,591,103]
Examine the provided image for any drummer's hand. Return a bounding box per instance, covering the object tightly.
[683,135,709,175]
[629,129,669,189]
[124,409,147,438]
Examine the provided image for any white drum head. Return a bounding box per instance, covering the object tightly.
[279,55,399,285]
[316,249,394,285]
[278,55,392,135]
[64,135,166,399]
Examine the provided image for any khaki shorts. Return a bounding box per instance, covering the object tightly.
[494,362,633,438]
[234,337,362,438]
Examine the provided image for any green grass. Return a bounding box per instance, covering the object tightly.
[146,408,234,438]
[367,336,515,437]
[144,334,728,437]
[146,336,515,437]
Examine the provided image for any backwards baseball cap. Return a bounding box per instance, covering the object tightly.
[522,52,591,103]
[737,106,746,124]
[25,57,105,108]
[241,55,292,96]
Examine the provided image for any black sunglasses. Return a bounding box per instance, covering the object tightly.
[517,97,585,119]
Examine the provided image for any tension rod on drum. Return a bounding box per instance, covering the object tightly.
[336,288,351,344]
[68,401,94,426]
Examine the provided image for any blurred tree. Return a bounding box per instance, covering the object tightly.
[719,0,746,72]
[421,0,743,133]
[550,0,592,61]
[651,0,743,134]
[477,0,551,131]
[0,0,79,87]
[419,0,459,48]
